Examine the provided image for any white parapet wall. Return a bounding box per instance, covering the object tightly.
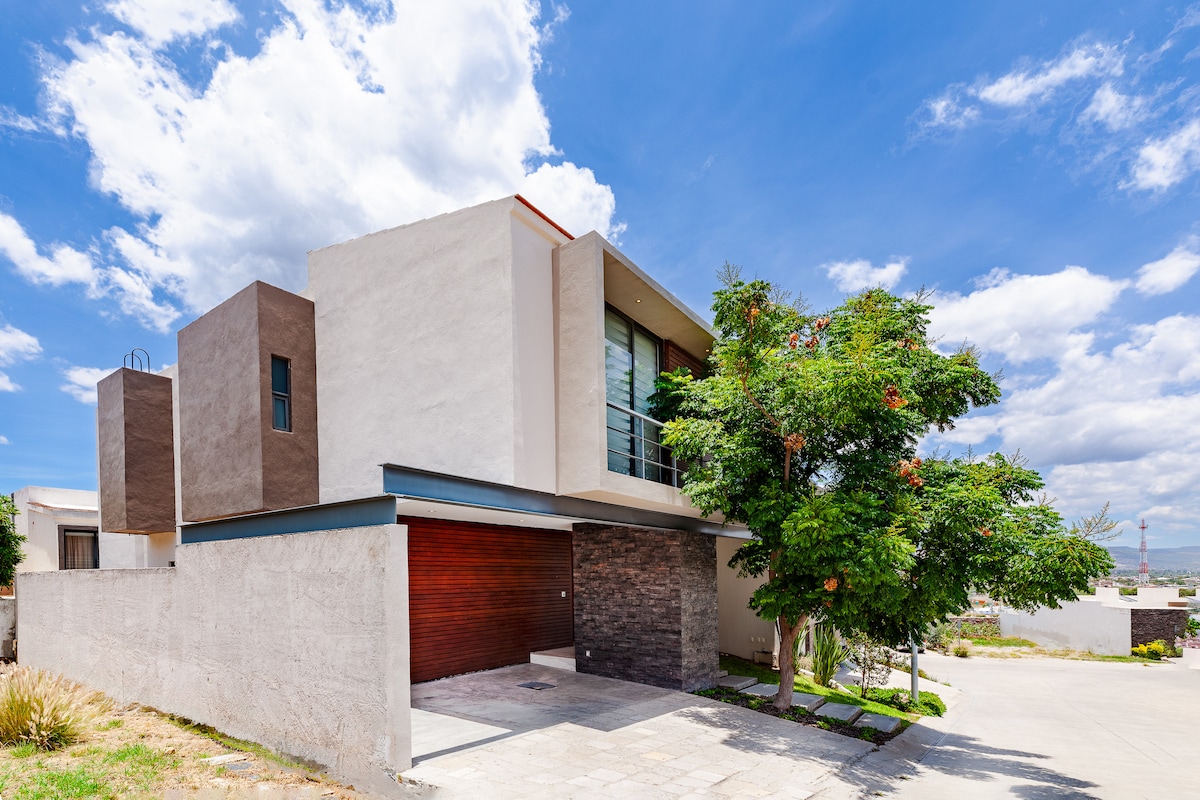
[16,524,410,796]
[1000,598,1132,655]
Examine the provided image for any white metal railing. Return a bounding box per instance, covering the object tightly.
[605,402,680,487]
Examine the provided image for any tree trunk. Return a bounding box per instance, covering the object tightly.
[775,617,801,710]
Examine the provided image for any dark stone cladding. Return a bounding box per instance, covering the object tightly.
[1130,608,1190,647]
[571,523,719,692]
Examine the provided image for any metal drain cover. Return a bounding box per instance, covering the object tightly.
[518,681,556,690]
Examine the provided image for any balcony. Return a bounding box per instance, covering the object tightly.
[605,403,681,487]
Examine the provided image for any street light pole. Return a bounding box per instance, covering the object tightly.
[910,638,920,703]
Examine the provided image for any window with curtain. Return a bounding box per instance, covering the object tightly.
[60,529,98,570]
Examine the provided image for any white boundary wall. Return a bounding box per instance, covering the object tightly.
[1000,598,1131,655]
[16,524,410,796]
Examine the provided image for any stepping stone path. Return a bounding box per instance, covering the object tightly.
[814,702,863,723]
[734,683,893,728]
[853,713,902,734]
[790,692,825,712]
[718,675,758,690]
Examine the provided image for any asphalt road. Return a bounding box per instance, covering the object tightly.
[818,651,1200,800]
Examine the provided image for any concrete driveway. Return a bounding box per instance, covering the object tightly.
[403,663,874,799]
[811,652,1200,799]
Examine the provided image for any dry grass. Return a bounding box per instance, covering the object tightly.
[0,694,378,799]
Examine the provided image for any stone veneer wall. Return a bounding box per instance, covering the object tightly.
[572,524,718,691]
[1130,608,1190,647]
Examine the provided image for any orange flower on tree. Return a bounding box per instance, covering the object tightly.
[824,576,839,591]
[789,332,800,349]
[814,316,830,331]
[882,385,907,409]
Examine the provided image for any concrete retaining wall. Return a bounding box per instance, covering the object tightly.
[1000,600,1131,655]
[0,598,13,659]
[16,524,410,796]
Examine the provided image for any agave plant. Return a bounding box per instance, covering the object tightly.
[811,623,850,687]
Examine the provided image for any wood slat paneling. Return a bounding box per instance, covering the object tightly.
[403,517,573,683]
[664,340,707,378]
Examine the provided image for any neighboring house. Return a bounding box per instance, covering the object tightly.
[10,487,174,576]
[1000,586,1193,655]
[88,195,773,691]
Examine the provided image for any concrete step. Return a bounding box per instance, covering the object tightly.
[741,683,779,699]
[814,702,863,723]
[718,675,757,691]
[790,692,825,712]
[716,669,729,678]
[853,713,902,734]
[529,647,576,672]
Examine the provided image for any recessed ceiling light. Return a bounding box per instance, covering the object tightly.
[635,299,642,303]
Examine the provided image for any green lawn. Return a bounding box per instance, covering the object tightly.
[968,637,1037,647]
[718,654,920,721]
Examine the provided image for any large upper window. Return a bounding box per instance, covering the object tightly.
[604,307,678,485]
[271,356,292,432]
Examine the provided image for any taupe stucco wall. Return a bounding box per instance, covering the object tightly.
[97,368,176,533]
[16,524,410,796]
[178,281,318,521]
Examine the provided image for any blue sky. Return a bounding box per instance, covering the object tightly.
[1,1,1198,548]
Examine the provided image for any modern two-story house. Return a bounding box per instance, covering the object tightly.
[90,195,773,691]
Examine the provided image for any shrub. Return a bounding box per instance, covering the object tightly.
[868,687,946,717]
[952,640,970,658]
[925,622,952,651]
[812,624,850,687]
[0,667,107,750]
[1130,640,1168,660]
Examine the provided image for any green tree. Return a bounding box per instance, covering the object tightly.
[659,271,1113,708]
[0,494,26,588]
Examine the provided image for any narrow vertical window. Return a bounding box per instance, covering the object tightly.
[271,356,292,432]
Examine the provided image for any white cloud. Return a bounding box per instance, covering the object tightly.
[0,436,9,445]
[106,0,239,48]
[0,214,96,286]
[928,266,1127,363]
[915,90,980,132]
[925,263,1200,545]
[1135,240,1200,295]
[1127,118,1200,191]
[12,0,618,327]
[0,323,42,392]
[1081,83,1147,131]
[976,43,1122,108]
[60,366,118,404]
[823,257,908,292]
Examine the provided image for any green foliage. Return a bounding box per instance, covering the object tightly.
[7,765,107,800]
[846,632,894,697]
[1179,588,1196,597]
[1186,617,1200,638]
[661,272,1114,706]
[811,624,849,687]
[868,688,946,717]
[1131,640,1168,660]
[1119,587,1138,596]
[0,668,107,750]
[0,495,26,588]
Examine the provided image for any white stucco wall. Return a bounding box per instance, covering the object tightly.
[17,524,411,796]
[716,536,776,660]
[1000,598,1132,655]
[310,198,566,502]
[12,487,98,573]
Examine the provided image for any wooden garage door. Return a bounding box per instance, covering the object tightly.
[405,517,574,683]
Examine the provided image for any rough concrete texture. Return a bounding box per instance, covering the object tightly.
[0,598,13,659]
[572,524,718,691]
[16,524,410,797]
[1130,607,1190,647]
[717,675,756,690]
[742,683,780,698]
[407,663,870,799]
[97,368,177,533]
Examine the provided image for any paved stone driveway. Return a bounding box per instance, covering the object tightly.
[403,663,873,799]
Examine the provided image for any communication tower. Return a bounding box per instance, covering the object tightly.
[1138,519,1149,586]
